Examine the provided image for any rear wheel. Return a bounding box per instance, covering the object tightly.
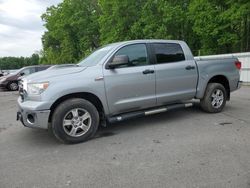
[8,82,18,91]
[200,83,227,113]
[51,98,99,144]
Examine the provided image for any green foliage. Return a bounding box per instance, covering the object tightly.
[1,0,249,67]
[41,0,100,64]
[189,0,250,54]
[0,54,39,70]
[39,0,250,63]
[98,0,144,44]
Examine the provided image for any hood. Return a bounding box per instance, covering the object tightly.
[0,75,7,80]
[0,73,15,80]
[25,66,87,82]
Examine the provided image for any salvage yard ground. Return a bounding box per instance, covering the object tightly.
[0,87,250,188]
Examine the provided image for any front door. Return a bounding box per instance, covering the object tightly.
[103,43,156,115]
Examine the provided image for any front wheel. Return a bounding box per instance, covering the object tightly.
[8,82,18,91]
[51,98,99,144]
[200,83,227,113]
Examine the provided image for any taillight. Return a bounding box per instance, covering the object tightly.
[235,61,241,70]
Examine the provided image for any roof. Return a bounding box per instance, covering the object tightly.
[110,39,184,46]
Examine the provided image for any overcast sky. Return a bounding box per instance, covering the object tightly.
[0,0,62,57]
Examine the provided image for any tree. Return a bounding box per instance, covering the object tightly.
[41,0,100,64]
[98,0,145,44]
[0,53,40,70]
[40,0,250,63]
[189,0,250,55]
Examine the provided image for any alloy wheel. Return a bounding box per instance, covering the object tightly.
[63,108,92,137]
[211,89,224,109]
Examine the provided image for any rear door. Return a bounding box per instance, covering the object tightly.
[103,43,156,115]
[151,42,198,105]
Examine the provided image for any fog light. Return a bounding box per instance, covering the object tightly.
[27,114,35,124]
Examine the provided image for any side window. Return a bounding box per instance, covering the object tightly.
[20,67,35,75]
[36,67,46,71]
[152,43,185,64]
[112,44,149,68]
[35,67,40,72]
[20,68,30,75]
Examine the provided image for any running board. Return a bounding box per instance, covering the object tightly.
[107,103,193,123]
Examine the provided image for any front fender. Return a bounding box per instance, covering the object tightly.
[40,67,109,114]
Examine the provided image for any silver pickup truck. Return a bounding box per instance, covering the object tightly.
[17,40,242,143]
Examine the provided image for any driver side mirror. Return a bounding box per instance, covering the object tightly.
[20,72,25,76]
[108,55,129,69]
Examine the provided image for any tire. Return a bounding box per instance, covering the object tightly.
[7,82,18,91]
[51,98,99,144]
[200,83,227,113]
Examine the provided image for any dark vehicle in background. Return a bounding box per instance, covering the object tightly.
[0,70,4,77]
[0,65,50,91]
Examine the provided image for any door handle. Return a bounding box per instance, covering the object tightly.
[185,65,195,70]
[142,69,155,74]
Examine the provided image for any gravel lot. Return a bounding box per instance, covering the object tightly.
[0,87,250,188]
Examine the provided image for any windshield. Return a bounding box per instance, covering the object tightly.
[78,44,116,67]
[9,68,24,75]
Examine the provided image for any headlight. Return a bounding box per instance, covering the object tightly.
[0,78,6,82]
[27,82,49,95]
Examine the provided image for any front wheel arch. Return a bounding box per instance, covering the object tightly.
[48,92,104,123]
[51,98,100,143]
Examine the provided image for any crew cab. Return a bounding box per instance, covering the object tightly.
[17,40,242,143]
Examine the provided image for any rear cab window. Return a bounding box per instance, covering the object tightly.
[36,66,49,71]
[152,43,185,64]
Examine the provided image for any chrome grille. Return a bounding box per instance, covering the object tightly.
[19,80,24,101]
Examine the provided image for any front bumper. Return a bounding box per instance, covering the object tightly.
[17,97,50,129]
[0,82,7,89]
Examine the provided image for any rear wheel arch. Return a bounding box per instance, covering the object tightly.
[206,75,230,100]
[48,92,104,123]
[200,83,227,113]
